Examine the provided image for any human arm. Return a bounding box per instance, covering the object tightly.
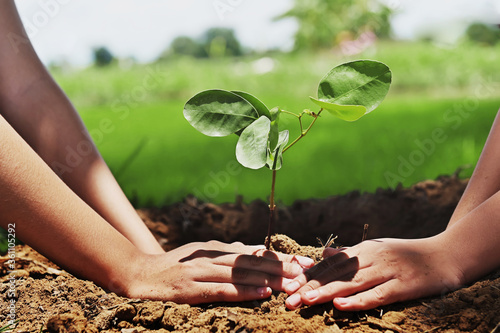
[284,108,500,311]
[447,110,500,227]
[0,0,162,254]
[286,201,500,311]
[0,114,313,302]
[0,0,316,302]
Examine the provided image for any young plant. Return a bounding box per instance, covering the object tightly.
[183,60,392,249]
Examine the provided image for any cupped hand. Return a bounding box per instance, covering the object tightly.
[284,236,465,311]
[125,240,315,304]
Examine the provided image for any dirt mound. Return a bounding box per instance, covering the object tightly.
[140,174,467,249]
[2,175,500,332]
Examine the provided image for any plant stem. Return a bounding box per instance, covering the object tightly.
[283,109,323,153]
[265,169,277,250]
[280,110,300,118]
[362,224,369,242]
[264,108,322,248]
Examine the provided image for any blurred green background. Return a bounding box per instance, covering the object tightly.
[50,43,499,208]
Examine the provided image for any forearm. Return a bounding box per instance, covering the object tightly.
[448,108,500,227]
[440,189,500,284]
[2,77,162,254]
[0,115,143,291]
[0,0,162,254]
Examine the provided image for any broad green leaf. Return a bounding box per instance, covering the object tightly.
[236,116,271,169]
[231,91,271,119]
[266,130,289,170]
[184,89,259,137]
[268,107,281,151]
[315,60,391,121]
[309,97,366,121]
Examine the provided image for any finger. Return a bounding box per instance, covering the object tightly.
[285,258,359,310]
[284,252,353,295]
[304,251,353,280]
[193,265,294,291]
[332,279,401,311]
[177,283,273,305]
[210,242,315,269]
[182,248,308,280]
[211,253,306,279]
[299,267,393,306]
[264,251,315,269]
[249,247,315,269]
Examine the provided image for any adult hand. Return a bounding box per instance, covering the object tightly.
[284,236,464,311]
[125,240,315,304]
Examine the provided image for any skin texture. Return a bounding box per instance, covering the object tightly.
[285,110,500,311]
[0,0,314,304]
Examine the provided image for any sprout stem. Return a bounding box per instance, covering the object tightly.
[283,108,323,153]
[265,109,322,248]
[280,110,300,118]
[265,169,277,250]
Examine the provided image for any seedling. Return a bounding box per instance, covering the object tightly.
[183,60,392,249]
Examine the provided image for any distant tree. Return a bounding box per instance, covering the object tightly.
[170,36,207,58]
[93,46,114,67]
[276,0,392,51]
[201,27,242,57]
[465,23,500,46]
[158,27,244,61]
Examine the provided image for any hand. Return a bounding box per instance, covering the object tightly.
[124,240,315,304]
[284,236,464,311]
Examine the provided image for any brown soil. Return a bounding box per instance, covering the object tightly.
[2,175,500,332]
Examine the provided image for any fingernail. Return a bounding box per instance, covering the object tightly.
[286,294,302,308]
[304,289,319,301]
[335,297,351,306]
[296,256,315,268]
[257,287,271,297]
[285,281,301,293]
[281,278,293,289]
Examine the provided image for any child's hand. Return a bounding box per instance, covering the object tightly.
[284,236,464,311]
[124,241,315,304]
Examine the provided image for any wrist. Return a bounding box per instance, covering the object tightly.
[105,250,148,298]
[429,232,468,287]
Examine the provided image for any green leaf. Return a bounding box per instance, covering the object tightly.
[231,91,271,119]
[268,107,281,151]
[184,89,259,137]
[315,60,391,121]
[236,116,271,169]
[309,97,366,121]
[267,130,289,170]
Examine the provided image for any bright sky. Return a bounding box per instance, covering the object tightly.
[13,0,500,66]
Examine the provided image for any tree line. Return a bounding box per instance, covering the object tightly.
[91,0,499,67]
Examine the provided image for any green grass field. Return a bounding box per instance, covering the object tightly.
[52,41,500,207]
